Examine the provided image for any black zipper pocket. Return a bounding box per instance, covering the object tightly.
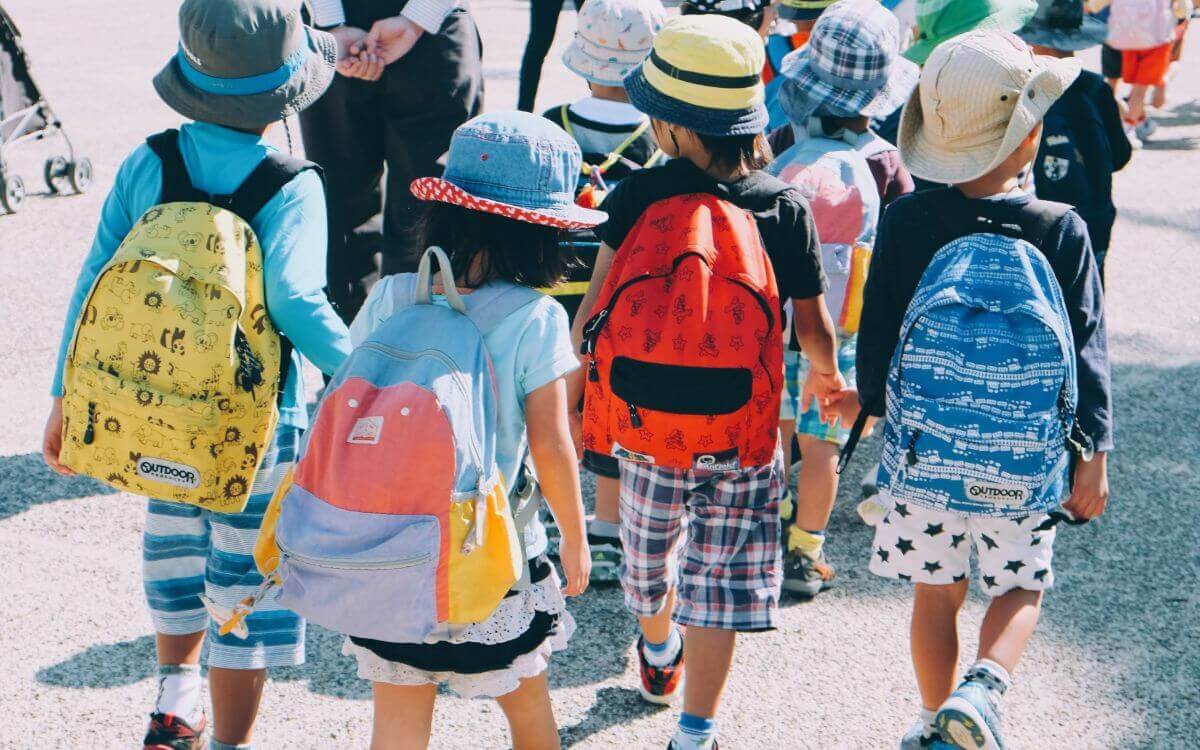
[612,356,752,415]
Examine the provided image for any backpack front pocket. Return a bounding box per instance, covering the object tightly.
[275,486,441,643]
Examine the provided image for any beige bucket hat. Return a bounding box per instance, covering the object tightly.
[898,30,1080,184]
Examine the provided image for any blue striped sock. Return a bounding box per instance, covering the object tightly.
[672,713,716,750]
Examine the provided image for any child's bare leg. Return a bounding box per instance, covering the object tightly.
[681,626,737,717]
[156,631,205,666]
[639,587,677,644]
[370,682,437,750]
[791,436,840,534]
[780,419,796,468]
[594,476,620,525]
[1127,83,1150,123]
[911,580,969,710]
[495,672,561,750]
[209,667,266,746]
[976,588,1043,674]
[1152,77,1168,108]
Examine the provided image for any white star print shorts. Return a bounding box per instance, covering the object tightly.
[867,493,1056,597]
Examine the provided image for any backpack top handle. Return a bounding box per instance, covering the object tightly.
[414,246,468,315]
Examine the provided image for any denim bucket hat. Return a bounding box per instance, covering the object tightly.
[1018,0,1108,51]
[625,15,768,136]
[778,0,920,121]
[411,112,607,230]
[153,0,337,130]
[562,0,666,86]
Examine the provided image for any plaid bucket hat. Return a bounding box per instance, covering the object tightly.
[778,0,920,122]
[153,0,337,130]
[624,15,768,136]
[899,31,1079,183]
[905,0,1038,65]
[1018,0,1107,51]
[562,0,666,87]
[411,111,607,229]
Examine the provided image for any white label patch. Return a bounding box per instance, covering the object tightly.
[348,416,384,445]
[964,481,1030,507]
[611,441,655,464]
[137,457,201,489]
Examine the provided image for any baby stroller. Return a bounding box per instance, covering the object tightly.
[0,3,91,214]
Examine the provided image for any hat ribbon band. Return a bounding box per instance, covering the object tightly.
[648,50,760,89]
[177,40,308,96]
[809,58,889,92]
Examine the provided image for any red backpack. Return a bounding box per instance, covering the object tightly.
[581,193,783,471]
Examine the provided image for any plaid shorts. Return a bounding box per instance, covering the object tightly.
[617,447,785,631]
[142,427,303,670]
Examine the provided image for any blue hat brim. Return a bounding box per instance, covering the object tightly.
[1018,16,1108,51]
[624,63,769,137]
[776,4,827,20]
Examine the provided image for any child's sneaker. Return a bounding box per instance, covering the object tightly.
[588,531,623,583]
[143,712,206,750]
[636,635,684,705]
[1135,117,1158,141]
[936,676,1006,750]
[899,720,948,749]
[1124,122,1144,149]
[782,546,835,597]
[668,741,719,750]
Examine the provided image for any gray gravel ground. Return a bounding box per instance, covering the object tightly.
[1,2,1197,748]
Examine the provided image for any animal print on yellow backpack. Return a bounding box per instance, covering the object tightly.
[58,129,303,513]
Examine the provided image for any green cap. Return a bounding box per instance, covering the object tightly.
[904,0,1038,65]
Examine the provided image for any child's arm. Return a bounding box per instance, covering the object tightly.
[526,377,591,596]
[568,243,616,361]
[1085,0,1110,13]
[258,171,353,376]
[792,295,848,421]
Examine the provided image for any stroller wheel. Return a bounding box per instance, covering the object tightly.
[44,156,69,193]
[1,174,25,213]
[69,158,93,193]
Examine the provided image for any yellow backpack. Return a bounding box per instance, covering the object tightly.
[60,130,308,513]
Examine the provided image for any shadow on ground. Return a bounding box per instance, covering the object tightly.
[0,452,116,520]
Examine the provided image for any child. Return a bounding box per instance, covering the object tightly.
[572,16,845,749]
[857,31,1112,748]
[767,0,918,597]
[764,0,837,130]
[342,111,596,750]
[39,1,352,747]
[542,0,665,583]
[1020,0,1134,282]
[1090,0,1192,142]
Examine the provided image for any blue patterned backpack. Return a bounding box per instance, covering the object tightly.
[866,227,1089,517]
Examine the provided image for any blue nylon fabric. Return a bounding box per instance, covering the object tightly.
[176,43,307,96]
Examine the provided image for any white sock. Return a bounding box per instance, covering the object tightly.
[155,664,203,726]
[642,627,683,667]
[967,658,1012,704]
[920,707,937,736]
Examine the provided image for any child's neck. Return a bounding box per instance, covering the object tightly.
[955,171,1022,199]
[689,154,747,182]
[589,84,631,104]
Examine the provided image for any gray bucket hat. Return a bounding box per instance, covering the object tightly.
[153,0,337,130]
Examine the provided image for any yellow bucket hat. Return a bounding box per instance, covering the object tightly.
[624,15,768,136]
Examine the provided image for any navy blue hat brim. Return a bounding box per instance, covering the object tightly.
[776,4,826,20]
[624,63,769,137]
[1018,16,1108,51]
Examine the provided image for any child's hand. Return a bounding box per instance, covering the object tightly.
[41,398,73,476]
[558,533,591,597]
[1064,452,1109,521]
[801,368,849,425]
[830,390,876,435]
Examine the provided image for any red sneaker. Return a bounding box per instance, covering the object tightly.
[143,712,206,750]
[637,635,683,705]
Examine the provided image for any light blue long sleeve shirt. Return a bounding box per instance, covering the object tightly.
[50,121,352,430]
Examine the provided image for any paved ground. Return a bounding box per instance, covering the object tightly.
[1,2,1198,748]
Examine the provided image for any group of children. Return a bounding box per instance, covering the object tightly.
[38,0,1139,748]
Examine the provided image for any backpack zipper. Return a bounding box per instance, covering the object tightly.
[628,403,644,428]
[906,429,922,467]
[83,401,97,445]
[278,539,432,572]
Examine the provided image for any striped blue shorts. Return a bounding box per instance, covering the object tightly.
[142,427,303,670]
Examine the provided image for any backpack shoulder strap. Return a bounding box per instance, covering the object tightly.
[464,283,544,336]
[146,129,205,204]
[225,152,321,224]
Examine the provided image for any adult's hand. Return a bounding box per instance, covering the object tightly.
[364,16,425,66]
[329,25,387,80]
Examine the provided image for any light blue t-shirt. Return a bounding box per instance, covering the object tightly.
[350,276,580,557]
[50,121,352,429]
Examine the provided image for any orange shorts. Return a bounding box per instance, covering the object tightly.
[1122,43,1172,86]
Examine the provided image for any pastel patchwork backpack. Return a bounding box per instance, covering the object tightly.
[248,247,544,643]
[59,129,306,513]
[580,193,783,471]
[843,223,1093,518]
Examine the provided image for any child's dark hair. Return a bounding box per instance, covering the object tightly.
[416,202,570,289]
[679,2,765,32]
[695,132,773,173]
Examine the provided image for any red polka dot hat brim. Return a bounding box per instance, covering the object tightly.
[410,177,607,230]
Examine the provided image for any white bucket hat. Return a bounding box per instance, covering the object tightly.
[899,30,1080,184]
[562,0,666,87]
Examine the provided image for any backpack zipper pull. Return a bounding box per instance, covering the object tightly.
[587,358,599,382]
[628,403,644,429]
[83,401,97,445]
[906,429,921,467]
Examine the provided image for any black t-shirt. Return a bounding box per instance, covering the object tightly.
[596,157,828,302]
[857,188,1113,452]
